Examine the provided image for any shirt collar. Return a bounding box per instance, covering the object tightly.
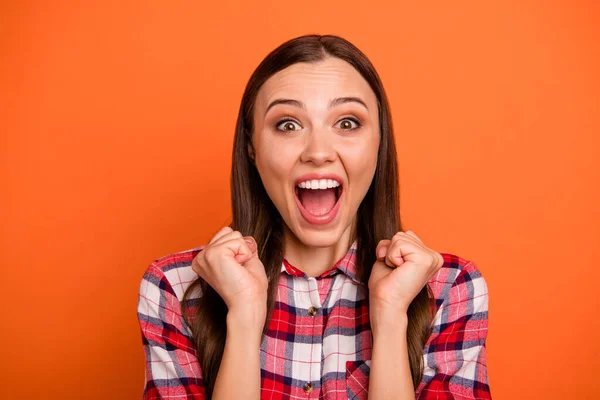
[280,240,361,285]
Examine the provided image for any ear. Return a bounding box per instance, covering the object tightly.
[247,141,256,164]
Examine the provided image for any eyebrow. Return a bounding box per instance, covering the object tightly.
[265,96,369,115]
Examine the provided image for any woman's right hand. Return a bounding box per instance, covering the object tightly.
[191,226,268,313]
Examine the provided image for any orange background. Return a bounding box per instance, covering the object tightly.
[1,1,599,399]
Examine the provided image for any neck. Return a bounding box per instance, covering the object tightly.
[282,220,356,278]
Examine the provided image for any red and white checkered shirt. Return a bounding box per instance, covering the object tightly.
[138,240,491,399]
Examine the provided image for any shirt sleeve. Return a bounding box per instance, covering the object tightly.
[137,262,206,399]
[417,260,491,399]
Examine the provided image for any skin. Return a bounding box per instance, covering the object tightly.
[196,56,444,400]
[251,56,380,277]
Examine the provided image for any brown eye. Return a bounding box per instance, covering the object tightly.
[336,118,360,130]
[276,120,301,132]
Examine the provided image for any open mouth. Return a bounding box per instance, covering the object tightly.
[293,179,343,225]
[295,186,342,215]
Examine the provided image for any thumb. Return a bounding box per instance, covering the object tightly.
[368,258,390,292]
[370,258,388,280]
[243,255,268,282]
[233,237,257,265]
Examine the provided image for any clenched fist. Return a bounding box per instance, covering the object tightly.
[192,226,268,313]
[368,230,444,313]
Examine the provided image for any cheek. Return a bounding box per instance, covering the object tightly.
[351,156,378,188]
[346,135,379,171]
[255,137,296,194]
[343,139,379,200]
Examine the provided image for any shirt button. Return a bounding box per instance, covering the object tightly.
[308,306,318,316]
[303,382,313,393]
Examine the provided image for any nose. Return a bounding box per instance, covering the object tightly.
[299,128,337,166]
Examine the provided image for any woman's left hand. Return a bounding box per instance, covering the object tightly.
[368,230,444,314]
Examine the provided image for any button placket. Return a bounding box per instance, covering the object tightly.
[306,277,322,396]
[307,277,322,308]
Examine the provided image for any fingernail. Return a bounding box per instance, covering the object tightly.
[377,246,387,259]
[244,237,256,249]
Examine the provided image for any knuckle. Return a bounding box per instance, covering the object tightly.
[385,252,398,264]
[191,255,204,274]
[203,246,218,264]
[216,226,232,236]
[389,240,400,252]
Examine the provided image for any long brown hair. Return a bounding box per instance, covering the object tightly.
[183,34,434,397]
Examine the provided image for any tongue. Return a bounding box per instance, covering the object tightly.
[298,188,337,216]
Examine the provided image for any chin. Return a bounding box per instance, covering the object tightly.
[296,231,341,248]
[284,217,350,248]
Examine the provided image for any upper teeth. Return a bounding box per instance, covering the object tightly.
[297,179,341,189]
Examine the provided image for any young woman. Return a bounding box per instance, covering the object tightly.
[138,35,490,400]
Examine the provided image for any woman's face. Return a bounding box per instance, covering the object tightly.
[251,56,380,248]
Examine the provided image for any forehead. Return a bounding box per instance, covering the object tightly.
[256,57,378,110]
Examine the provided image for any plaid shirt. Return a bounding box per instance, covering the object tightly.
[138,240,490,399]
